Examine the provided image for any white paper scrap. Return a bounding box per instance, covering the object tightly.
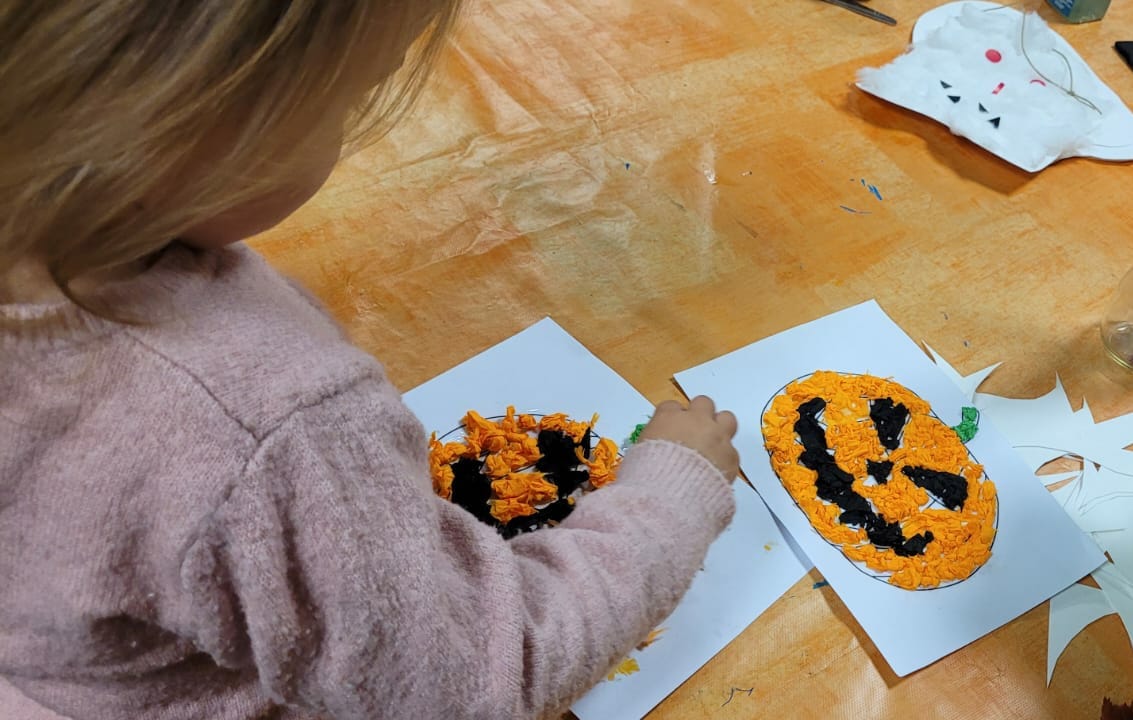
[1092,564,1133,647]
[923,343,1000,403]
[1047,583,1114,685]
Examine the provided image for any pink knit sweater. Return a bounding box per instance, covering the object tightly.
[0,244,735,720]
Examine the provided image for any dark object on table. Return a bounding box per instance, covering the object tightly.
[820,0,897,26]
[1047,0,1110,22]
[1101,697,1133,720]
[1117,42,1133,72]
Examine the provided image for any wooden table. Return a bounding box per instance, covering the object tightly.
[252,1,1133,717]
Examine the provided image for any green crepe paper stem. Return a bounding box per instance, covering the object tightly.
[951,406,980,443]
[626,423,647,446]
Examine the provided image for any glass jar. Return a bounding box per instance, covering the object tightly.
[1101,266,1133,370]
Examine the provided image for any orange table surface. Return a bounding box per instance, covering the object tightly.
[251,1,1133,717]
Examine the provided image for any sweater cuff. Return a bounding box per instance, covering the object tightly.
[617,439,736,531]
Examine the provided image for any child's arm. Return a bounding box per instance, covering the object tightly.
[181,376,735,720]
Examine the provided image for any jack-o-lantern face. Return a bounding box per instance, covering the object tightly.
[428,407,621,539]
[762,371,997,590]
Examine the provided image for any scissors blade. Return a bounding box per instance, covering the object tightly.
[821,0,897,26]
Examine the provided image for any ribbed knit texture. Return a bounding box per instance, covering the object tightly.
[0,243,735,720]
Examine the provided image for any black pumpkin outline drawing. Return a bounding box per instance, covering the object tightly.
[432,410,619,538]
[761,371,999,591]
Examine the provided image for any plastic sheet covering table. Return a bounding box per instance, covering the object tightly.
[249,1,1133,717]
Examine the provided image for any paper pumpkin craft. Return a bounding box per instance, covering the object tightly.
[856,1,1133,172]
[428,406,620,538]
[761,371,997,590]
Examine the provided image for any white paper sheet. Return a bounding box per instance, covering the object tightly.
[674,300,1106,676]
[401,318,809,720]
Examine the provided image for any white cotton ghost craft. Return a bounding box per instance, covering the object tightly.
[857,2,1133,172]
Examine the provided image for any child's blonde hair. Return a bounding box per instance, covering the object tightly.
[0,1,459,308]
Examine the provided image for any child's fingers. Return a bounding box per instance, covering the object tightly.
[654,399,684,416]
[688,395,717,416]
[716,410,738,437]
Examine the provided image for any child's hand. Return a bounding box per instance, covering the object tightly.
[638,396,740,481]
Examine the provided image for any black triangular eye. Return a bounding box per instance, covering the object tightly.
[948,95,961,103]
[978,103,988,113]
[989,117,1001,128]
[941,81,952,88]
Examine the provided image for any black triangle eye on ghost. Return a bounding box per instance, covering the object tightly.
[940,81,1001,129]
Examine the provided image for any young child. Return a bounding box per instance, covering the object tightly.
[0,3,741,719]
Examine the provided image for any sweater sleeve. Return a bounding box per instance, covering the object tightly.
[180,375,735,720]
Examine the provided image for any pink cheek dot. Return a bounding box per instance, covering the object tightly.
[986,49,1003,63]
[992,82,1005,95]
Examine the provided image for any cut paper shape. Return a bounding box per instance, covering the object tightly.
[925,333,1133,680]
[922,344,1000,403]
[1037,462,1133,535]
[1043,464,1133,541]
[974,379,1133,477]
[1078,463,1133,514]
[1088,408,1133,474]
[1100,528,1133,589]
[1040,470,1081,488]
[857,2,1133,172]
[1047,583,1114,685]
[400,318,809,720]
[1079,499,1133,534]
[675,300,1105,677]
[1093,564,1133,644]
[974,377,1074,471]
